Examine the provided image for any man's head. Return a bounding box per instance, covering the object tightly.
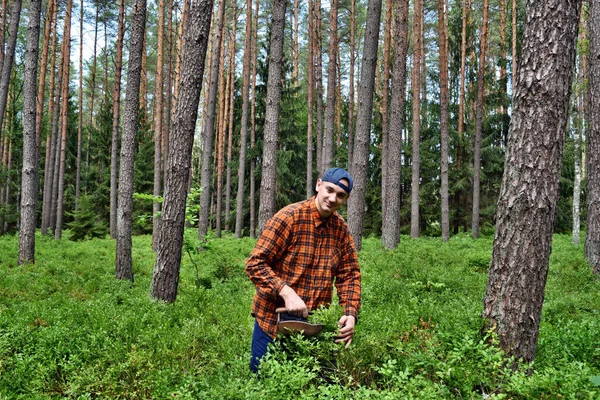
[315,168,353,217]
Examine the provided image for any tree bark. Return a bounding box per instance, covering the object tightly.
[225,20,236,233]
[315,0,324,176]
[41,8,58,235]
[380,0,391,223]
[347,0,356,170]
[55,0,73,239]
[586,0,600,273]
[257,0,287,234]
[152,0,213,302]
[153,0,166,249]
[439,0,450,242]
[0,0,21,136]
[381,0,408,249]
[410,0,422,239]
[249,0,259,238]
[482,0,582,363]
[18,0,42,264]
[116,0,146,282]
[198,0,226,238]
[347,0,382,251]
[76,0,83,211]
[472,0,489,238]
[110,0,126,238]
[322,0,338,171]
[36,0,55,167]
[305,0,315,198]
[235,0,253,237]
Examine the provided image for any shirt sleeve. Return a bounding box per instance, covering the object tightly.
[334,229,361,320]
[245,211,293,297]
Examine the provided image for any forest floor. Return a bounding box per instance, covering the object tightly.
[0,232,599,399]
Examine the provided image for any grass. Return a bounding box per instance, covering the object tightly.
[0,231,599,399]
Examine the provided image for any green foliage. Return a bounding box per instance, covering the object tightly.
[0,234,598,398]
[66,195,109,241]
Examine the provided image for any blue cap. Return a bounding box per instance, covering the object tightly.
[322,168,353,194]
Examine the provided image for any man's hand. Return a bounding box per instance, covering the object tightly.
[278,285,308,318]
[335,315,356,348]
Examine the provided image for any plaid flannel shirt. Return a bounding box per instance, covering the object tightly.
[246,197,361,338]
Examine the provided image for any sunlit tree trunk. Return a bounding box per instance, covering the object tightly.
[315,0,324,176]
[322,0,338,171]
[380,0,391,222]
[46,29,62,234]
[381,0,408,249]
[249,0,258,238]
[257,0,287,234]
[86,6,99,177]
[76,0,83,211]
[305,0,315,198]
[293,0,299,86]
[410,0,422,239]
[40,0,58,235]
[153,0,166,249]
[0,0,21,139]
[573,12,587,246]
[152,0,213,302]
[36,0,55,167]
[198,0,226,238]
[472,0,489,238]
[454,0,468,234]
[55,0,73,239]
[18,0,42,264]
[235,0,253,237]
[110,0,126,238]
[512,0,517,95]
[586,0,600,273]
[347,0,356,170]
[483,0,582,363]
[439,0,449,242]
[347,0,382,251]
[116,0,146,282]
[225,15,236,233]
[215,32,228,238]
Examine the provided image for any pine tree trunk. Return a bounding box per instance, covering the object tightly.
[55,0,73,239]
[249,0,258,238]
[381,0,408,249]
[305,0,315,198]
[235,0,253,237]
[86,6,99,177]
[0,0,21,136]
[225,18,236,232]
[109,0,126,239]
[483,0,582,362]
[153,0,166,249]
[347,0,356,170]
[36,0,55,166]
[116,0,146,282]
[439,0,449,242]
[347,0,382,251]
[454,0,468,234]
[315,0,324,176]
[322,0,338,171]
[76,0,83,211]
[215,35,228,238]
[36,13,58,235]
[198,0,226,238]
[293,0,299,86]
[410,0,422,239]
[512,0,517,96]
[152,0,213,302]
[472,0,489,238]
[18,0,42,264]
[380,0,391,221]
[257,0,287,234]
[586,0,600,273]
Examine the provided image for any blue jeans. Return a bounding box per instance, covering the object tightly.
[250,320,274,373]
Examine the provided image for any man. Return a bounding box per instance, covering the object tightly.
[246,167,361,373]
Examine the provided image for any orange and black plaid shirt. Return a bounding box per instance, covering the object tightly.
[246,197,361,338]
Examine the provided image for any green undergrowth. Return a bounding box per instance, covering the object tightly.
[0,232,599,399]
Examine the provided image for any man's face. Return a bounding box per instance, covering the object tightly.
[315,179,350,217]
